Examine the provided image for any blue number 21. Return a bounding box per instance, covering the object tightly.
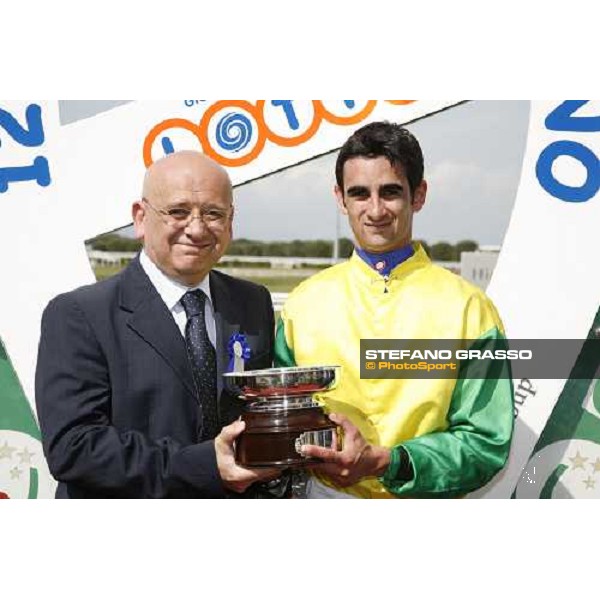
[0,104,51,193]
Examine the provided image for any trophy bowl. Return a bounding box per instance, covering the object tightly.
[223,365,340,398]
[223,366,341,467]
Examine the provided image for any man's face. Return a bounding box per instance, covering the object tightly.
[133,157,233,286]
[335,156,426,253]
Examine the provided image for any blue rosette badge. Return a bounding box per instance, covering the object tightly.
[227,333,251,372]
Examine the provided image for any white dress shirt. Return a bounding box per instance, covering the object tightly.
[139,250,216,348]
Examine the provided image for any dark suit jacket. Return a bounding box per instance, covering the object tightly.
[35,257,274,498]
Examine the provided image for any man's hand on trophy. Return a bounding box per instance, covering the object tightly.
[215,420,282,493]
[300,413,391,487]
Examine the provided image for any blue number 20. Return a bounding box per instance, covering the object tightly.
[0,104,51,193]
[536,101,600,203]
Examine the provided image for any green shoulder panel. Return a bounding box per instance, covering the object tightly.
[382,326,514,497]
[274,317,296,367]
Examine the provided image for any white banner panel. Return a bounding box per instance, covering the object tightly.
[0,102,94,402]
[55,100,461,240]
[471,100,600,497]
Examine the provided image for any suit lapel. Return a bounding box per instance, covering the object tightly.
[210,271,242,398]
[119,258,197,400]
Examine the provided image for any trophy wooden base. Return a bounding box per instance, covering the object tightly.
[236,406,337,467]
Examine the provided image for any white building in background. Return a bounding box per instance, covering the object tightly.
[435,261,460,275]
[460,246,501,290]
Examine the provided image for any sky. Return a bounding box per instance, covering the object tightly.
[60,101,530,246]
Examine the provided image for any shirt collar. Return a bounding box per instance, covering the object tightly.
[350,242,430,285]
[355,243,414,276]
[139,250,213,312]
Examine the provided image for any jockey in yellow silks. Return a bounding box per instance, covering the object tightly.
[275,243,513,498]
[274,121,513,499]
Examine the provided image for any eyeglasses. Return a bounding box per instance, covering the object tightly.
[142,198,232,228]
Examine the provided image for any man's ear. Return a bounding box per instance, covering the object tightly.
[334,185,348,215]
[132,200,146,240]
[411,180,427,213]
[228,204,235,238]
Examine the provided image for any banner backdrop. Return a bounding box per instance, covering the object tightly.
[54,100,461,241]
[470,101,600,498]
[0,101,91,498]
[1,99,599,498]
[514,306,600,498]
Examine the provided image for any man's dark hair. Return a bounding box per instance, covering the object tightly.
[335,121,424,195]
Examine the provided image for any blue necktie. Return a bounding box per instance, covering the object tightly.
[180,290,219,440]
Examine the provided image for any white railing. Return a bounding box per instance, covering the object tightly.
[220,255,343,268]
[271,292,289,312]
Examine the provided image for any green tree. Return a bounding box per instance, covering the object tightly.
[227,239,250,255]
[338,238,355,258]
[90,234,141,252]
[229,239,266,256]
[305,240,332,257]
[287,240,305,257]
[455,240,479,257]
[263,241,284,256]
[430,241,456,261]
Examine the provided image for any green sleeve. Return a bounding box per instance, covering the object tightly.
[274,316,296,367]
[381,327,514,498]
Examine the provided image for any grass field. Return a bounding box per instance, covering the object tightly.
[94,265,122,281]
[92,264,317,294]
[227,274,309,293]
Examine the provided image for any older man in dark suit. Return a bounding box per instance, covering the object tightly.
[35,151,281,498]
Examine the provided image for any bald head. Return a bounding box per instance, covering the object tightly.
[133,150,235,286]
[142,150,233,206]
